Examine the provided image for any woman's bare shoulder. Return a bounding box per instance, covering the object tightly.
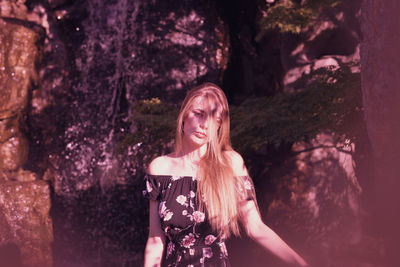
[224,150,248,176]
[147,154,176,175]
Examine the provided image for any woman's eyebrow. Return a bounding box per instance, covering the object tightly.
[193,106,221,116]
[192,108,205,113]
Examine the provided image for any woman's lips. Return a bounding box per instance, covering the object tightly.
[194,131,207,138]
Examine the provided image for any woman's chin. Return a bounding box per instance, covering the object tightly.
[192,140,207,148]
[186,137,207,148]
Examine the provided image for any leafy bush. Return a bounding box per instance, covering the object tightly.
[118,63,362,166]
[117,98,179,167]
[257,0,343,38]
[231,63,362,156]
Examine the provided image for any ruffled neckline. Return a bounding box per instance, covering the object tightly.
[146,174,194,177]
[146,174,249,178]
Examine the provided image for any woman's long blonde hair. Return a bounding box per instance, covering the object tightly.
[175,83,243,237]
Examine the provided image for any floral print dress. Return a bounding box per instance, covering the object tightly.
[143,174,255,267]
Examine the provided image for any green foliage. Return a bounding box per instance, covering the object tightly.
[118,63,362,165]
[257,0,342,38]
[117,98,179,167]
[230,63,362,155]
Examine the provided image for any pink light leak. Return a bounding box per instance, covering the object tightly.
[361,1,400,267]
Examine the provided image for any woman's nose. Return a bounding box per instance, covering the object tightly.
[200,117,209,129]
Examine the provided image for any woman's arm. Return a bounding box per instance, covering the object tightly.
[240,200,309,266]
[144,200,166,267]
[228,150,308,265]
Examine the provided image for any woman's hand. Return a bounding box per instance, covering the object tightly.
[239,200,309,267]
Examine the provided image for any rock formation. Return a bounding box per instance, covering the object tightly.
[0,1,53,266]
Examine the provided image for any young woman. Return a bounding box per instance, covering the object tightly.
[143,83,309,267]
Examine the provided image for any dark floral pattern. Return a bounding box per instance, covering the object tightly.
[143,174,255,267]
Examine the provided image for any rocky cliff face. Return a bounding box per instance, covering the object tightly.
[14,0,226,265]
[0,1,52,266]
[279,0,361,89]
[0,180,52,267]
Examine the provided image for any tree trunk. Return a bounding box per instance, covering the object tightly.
[360,1,400,266]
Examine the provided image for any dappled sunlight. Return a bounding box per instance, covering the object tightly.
[0,0,392,266]
[165,11,205,46]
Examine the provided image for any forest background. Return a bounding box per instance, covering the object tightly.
[0,0,399,267]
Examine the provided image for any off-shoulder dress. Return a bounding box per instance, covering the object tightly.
[143,174,255,267]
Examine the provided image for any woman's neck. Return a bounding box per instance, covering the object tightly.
[176,142,207,176]
[179,142,206,162]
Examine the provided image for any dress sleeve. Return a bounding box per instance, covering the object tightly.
[142,174,161,201]
[236,175,256,202]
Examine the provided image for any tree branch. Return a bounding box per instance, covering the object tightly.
[290,144,354,156]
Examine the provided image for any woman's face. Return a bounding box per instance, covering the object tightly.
[182,96,222,148]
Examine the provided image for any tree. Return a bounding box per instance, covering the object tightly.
[361,1,400,266]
